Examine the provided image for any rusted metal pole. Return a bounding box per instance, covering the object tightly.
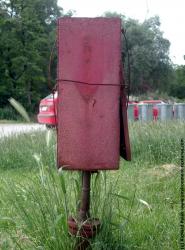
[75,171,91,250]
[68,171,100,250]
[78,171,91,221]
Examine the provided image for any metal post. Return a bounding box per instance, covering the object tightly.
[68,171,100,250]
[76,171,91,250]
[78,171,91,221]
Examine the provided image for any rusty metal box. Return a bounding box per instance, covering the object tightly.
[57,18,128,170]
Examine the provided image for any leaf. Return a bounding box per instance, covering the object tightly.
[53,214,63,228]
[33,153,41,166]
[138,198,152,211]
[110,193,129,200]
[8,98,30,122]
[46,129,52,147]
[59,171,66,195]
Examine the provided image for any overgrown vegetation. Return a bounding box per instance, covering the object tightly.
[0,106,21,121]
[169,65,185,99]
[0,122,183,249]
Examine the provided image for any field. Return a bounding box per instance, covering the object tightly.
[0,122,184,249]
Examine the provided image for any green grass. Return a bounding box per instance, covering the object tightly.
[0,121,184,249]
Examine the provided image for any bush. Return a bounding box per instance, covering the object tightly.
[0,106,22,121]
[169,83,185,99]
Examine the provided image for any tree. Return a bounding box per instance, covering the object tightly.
[169,65,185,99]
[0,0,63,111]
[104,13,173,95]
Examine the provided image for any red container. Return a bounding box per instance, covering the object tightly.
[57,18,130,170]
[134,105,139,120]
[153,106,159,121]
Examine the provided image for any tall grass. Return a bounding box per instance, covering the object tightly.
[0,121,183,249]
[130,121,183,165]
[1,168,74,249]
[1,169,132,249]
[0,131,56,171]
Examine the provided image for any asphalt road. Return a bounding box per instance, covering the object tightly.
[0,123,45,138]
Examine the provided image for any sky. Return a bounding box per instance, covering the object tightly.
[58,0,185,65]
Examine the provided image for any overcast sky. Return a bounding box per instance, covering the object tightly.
[58,0,185,65]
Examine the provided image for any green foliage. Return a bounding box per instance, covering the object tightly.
[169,65,185,99]
[169,83,185,99]
[0,130,56,170]
[104,12,175,95]
[0,106,21,120]
[0,0,63,111]
[130,121,183,165]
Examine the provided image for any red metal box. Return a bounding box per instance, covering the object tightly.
[57,17,127,170]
